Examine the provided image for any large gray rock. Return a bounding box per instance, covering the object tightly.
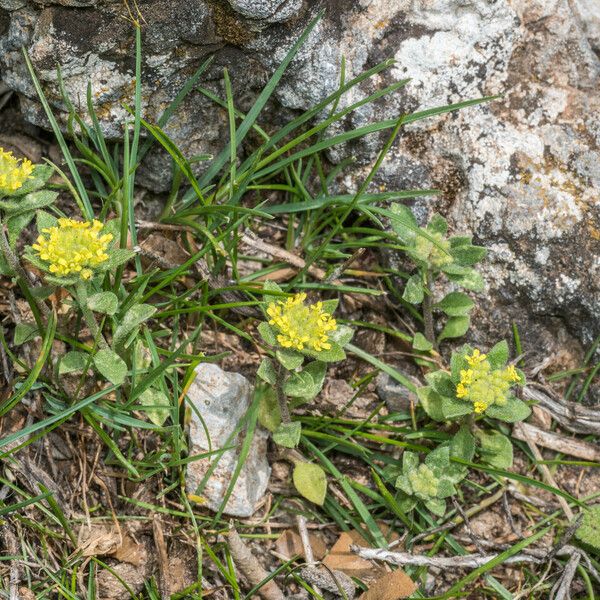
[0,0,598,353]
[186,363,270,517]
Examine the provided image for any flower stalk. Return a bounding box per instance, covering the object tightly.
[275,363,291,425]
[75,280,109,350]
[422,270,436,348]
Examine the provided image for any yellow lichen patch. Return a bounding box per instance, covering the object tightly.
[456,349,521,414]
[32,218,113,280]
[0,148,34,194]
[266,293,337,352]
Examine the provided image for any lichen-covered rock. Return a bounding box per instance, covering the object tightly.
[0,0,598,353]
[186,363,270,517]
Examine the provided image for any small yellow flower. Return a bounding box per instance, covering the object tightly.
[266,292,337,352]
[466,349,487,366]
[456,383,468,398]
[0,148,34,194]
[32,218,113,279]
[459,369,473,385]
[473,401,488,414]
[504,364,521,383]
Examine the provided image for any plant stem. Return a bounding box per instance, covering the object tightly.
[276,363,291,424]
[0,220,50,329]
[423,269,437,348]
[75,281,109,350]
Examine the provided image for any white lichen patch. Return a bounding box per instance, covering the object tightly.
[534,247,550,265]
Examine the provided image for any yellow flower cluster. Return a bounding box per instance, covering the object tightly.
[456,349,520,413]
[0,148,34,195]
[32,218,113,280]
[267,293,337,351]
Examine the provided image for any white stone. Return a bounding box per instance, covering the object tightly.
[185,363,270,517]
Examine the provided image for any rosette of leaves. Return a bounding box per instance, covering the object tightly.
[392,438,472,517]
[0,163,56,275]
[256,280,353,449]
[389,204,486,345]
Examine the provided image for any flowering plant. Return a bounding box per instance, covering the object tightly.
[255,281,353,505]
[383,426,474,516]
[32,218,113,280]
[415,341,529,474]
[21,214,148,387]
[0,148,35,195]
[393,445,469,516]
[256,281,353,445]
[25,216,134,286]
[418,342,528,422]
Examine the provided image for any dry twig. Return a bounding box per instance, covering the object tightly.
[352,546,543,568]
[512,421,600,462]
[153,515,171,600]
[523,386,600,435]
[241,231,328,281]
[550,551,580,600]
[3,521,20,600]
[517,426,574,520]
[227,526,285,600]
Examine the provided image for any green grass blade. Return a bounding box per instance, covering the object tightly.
[22,50,94,219]
[303,438,387,548]
[347,342,417,393]
[197,10,323,188]
[0,312,56,416]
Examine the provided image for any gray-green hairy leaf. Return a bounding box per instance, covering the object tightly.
[435,291,474,317]
[412,332,433,351]
[257,321,277,346]
[485,396,531,423]
[438,315,470,342]
[486,340,509,370]
[94,348,127,386]
[87,291,118,315]
[257,357,277,385]
[113,304,156,347]
[477,430,513,469]
[13,323,38,346]
[58,351,89,375]
[138,387,171,426]
[273,421,301,448]
[276,348,304,370]
[403,274,424,304]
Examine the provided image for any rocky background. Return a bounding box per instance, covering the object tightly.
[0,0,598,365]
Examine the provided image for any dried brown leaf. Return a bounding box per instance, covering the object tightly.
[359,569,417,600]
[323,531,381,580]
[111,535,146,566]
[274,529,328,561]
[77,525,121,557]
